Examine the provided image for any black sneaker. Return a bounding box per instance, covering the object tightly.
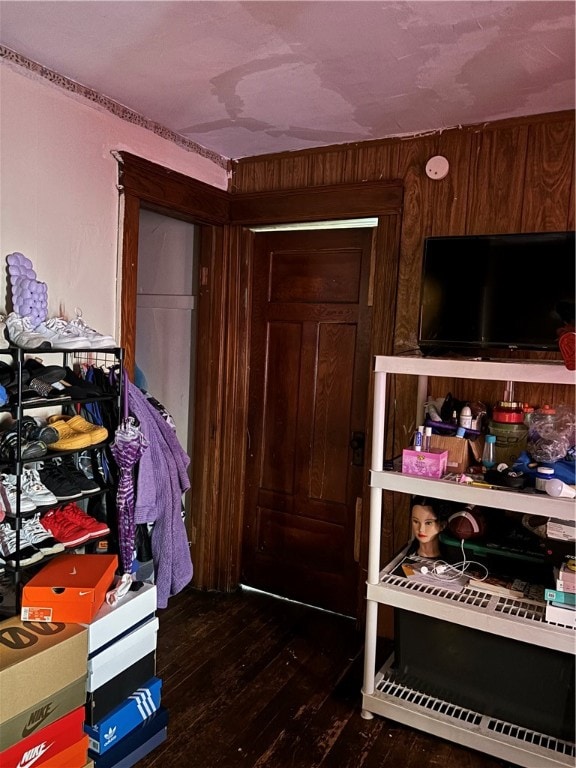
[55,455,101,495]
[20,416,59,445]
[37,460,83,500]
[0,429,47,461]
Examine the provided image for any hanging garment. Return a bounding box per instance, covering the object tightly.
[123,378,193,608]
[110,413,148,575]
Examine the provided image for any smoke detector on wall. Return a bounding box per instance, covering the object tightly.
[425,155,450,180]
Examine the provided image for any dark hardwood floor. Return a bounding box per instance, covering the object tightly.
[137,585,513,768]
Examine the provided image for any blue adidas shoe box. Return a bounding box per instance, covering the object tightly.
[89,705,168,768]
[85,676,162,754]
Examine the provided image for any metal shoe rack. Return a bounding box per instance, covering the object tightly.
[0,344,124,616]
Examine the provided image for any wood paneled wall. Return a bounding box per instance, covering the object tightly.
[231,111,575,560]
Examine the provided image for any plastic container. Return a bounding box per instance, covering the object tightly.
[488,419,529,467]
[482,434,497,470]
[459,405,473,429]
[535,466,555,491]
[492,401,525,424]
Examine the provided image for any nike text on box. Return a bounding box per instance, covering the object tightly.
[0,706,85,768]
[21,554,118,623]
[0,615,87,752]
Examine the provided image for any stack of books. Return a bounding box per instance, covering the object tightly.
[545,556,576,628]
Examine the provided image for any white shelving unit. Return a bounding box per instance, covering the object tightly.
[362,355,576,768]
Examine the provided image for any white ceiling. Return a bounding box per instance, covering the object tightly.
[0,1,574,161]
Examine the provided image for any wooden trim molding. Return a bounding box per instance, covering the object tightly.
[229,180,403,224]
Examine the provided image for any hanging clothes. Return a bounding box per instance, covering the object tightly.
[124,378,193,608]
[110,414,148,575]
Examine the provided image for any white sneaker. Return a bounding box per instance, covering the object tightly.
[22,514,65,555]
[67,308,117,349]
[0,473,37,513]
[21,468,59,506]
[0,315,10,349]
[34,317,90,349]
[0,522,44,567]
[4,312,52,350]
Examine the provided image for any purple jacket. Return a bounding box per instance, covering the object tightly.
[127,381,193,608]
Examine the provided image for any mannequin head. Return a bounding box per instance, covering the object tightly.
[410,496,447,558]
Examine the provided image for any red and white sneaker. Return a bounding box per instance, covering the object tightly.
[59,503,110,539]
[40,509,91,548]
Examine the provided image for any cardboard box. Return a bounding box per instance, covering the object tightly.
[87,616,159,692]
[83,582,157,656]
[402,448,448,478]
[21,554,118,624]
[88,706,168,768]
[86,652,156,726]
[0,676,87,752]
[0,615,87,751]
[0,706,85,768]
[429,434,484,474]
[41,735,89,768]
[85,677,162,754]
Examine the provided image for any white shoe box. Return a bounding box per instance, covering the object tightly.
[82,582,157,655]
[87,616,159,692]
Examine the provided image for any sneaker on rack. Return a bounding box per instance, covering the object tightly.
[64,415,108,445]
[21,468,59,506]
[0,521,44,566]
[33,316,90,349]
[59,502,110,539]
[44,419,93,452]
[66,308,117,349]
[40,509,91,548]
[37,461,83,500]
[0,315,10,349]
[20,416,59,445]
[0,473,37,513]
[0,426,48,461]
[22,513,65,555]
[55,455,101,495]
[4,312,52,350]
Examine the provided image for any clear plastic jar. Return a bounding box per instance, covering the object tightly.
[535,466,555,491]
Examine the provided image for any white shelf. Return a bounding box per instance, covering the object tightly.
[367,549,574,654]
[363,654,576,768]
[374,354,575,385]
[370,469,576,522]
[363,354,576,761]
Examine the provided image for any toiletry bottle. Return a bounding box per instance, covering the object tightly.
[423,426,432,452]
[459,405,472,430]
[414,426,424,451]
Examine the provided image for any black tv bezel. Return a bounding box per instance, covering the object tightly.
[417,230,575,357]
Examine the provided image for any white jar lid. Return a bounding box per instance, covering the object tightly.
[536,467,555,476]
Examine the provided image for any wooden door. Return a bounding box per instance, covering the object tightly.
[242,227,374,617]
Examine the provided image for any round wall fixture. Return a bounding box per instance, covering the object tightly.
[425,155,450,180]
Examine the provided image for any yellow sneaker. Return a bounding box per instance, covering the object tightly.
[65,415,108,445]
[47,420,93,451]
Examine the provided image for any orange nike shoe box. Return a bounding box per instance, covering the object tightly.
[21,554,118,624]
[40,735,90,768]
[0,706,85,768]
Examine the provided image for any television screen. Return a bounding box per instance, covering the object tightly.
[418,231,575,355]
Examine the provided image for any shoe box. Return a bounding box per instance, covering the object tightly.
[0,614,87,751]
[82,581,157,656]
[0,705,86,768]
[87,615,159,693]
[21,554,118,623]
[86,652,157,726]
[89,706,168,768]
[84,676,162,754]
[40,735,90,767]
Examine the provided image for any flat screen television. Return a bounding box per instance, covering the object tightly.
[418,231,575,356]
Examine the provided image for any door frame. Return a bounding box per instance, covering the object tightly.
[117,152,403,608]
